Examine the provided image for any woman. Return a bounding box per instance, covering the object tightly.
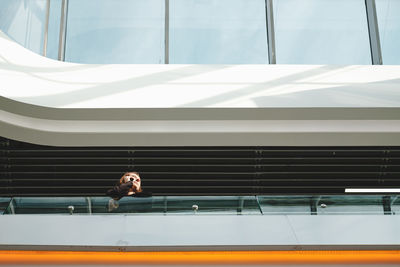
[106,172,151,211]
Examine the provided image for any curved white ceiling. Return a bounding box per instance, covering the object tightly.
[1,30,400,146]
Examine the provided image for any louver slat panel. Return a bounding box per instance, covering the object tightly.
[1,137,399,196]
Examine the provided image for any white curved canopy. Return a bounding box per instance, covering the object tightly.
[1,30,400,146]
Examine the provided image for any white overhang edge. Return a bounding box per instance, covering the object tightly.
[1,215,400,251]
[1,108,400,146]
[1,30,400,146]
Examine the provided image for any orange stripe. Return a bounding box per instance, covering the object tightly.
[0,250,400,265]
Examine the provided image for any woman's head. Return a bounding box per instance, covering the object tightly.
[119,172,142,193]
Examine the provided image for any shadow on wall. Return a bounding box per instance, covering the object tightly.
[178,65,343,107]
[251,79,400,107]
[178,65,400,108]
[11,65,231,107]
[6,64,400,108]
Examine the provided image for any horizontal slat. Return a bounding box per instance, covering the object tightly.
[2,157,400,165]
[1,137,400,196]
[3,165,399,172]
[7,179,392,186]
[3,172,400,179]
[3,149,400,157]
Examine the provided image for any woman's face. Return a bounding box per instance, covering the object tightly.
[123,172,141,192]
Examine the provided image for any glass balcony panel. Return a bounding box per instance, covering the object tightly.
[376,0,400,64]
[0,0,47,55]
[65,0,165,63]
[170,0,268,64]
[316,195,385,215]
[5,197,88,214]
[389,196,400,215]
[258,196,312,215]
[2,195,398,215]
[164,196,260,215]
[0,197,11,215]
[105,196,165,214]
[273,0,371,64]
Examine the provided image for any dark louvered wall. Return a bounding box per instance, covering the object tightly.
[1,137,400,196]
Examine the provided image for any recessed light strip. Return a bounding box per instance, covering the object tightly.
[345,188,400,193]
[1,250,400,265]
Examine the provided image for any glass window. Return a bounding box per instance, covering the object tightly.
[0,0,47,55]
[170,0,268,64]
[46,0,62,60]
[273,0,371,64]
[65,0,165,63]
[376,0,400,64]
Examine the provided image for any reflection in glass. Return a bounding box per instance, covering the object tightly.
[258,196,311,215]
[163,196,260,214]
[170,0,268,63]
[46,0,62,60]
[3,196,262,215]
[7,197,88,214]
[0,197,11,215]
[4,196,262,215]
[316,195,384,215]
[390,196,400,215]
[2,195,398,215]
[273,0,371,64]
[94,196,260,214]
[65,0,165,63]
[0,0,47,55]
[376,0,400,64]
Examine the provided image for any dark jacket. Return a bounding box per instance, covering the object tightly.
[106,181,152,200]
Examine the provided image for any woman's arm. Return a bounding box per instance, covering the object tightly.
[106,181,133,200]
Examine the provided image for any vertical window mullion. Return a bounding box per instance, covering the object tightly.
[58,0,69,61]
[265,0,276,64]
[43,0,50,57]
[365,0,383,64]
[165,0,170,64]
